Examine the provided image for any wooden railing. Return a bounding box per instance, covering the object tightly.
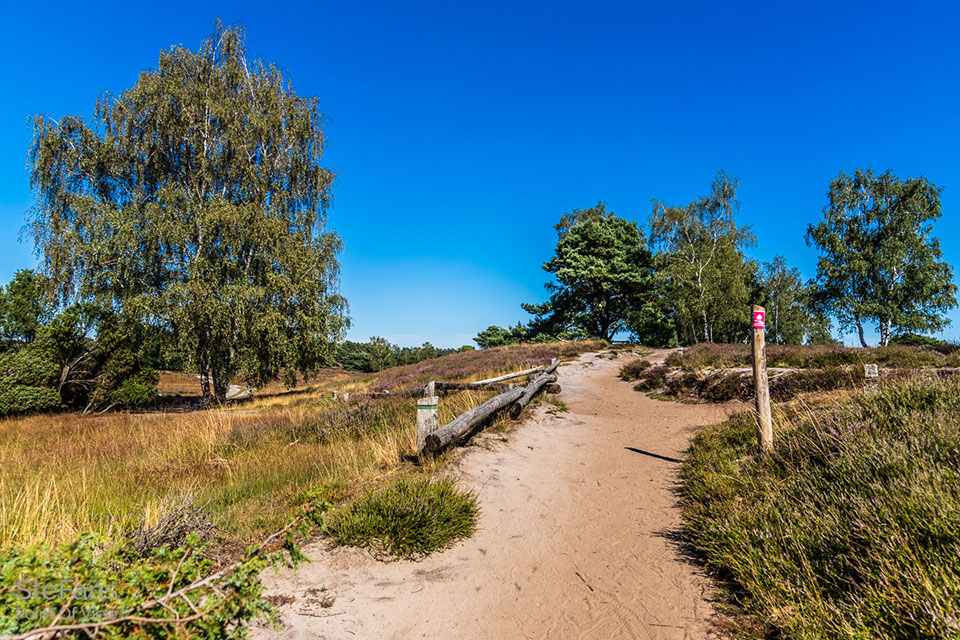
[417,358,561,456]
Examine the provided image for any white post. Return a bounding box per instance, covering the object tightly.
[417,387,439,455]
[864,364,879,390]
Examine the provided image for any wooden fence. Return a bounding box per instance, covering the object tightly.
[417,358,561,456]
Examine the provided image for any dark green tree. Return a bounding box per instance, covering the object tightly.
[28,23,346,402]
[474,323,528,348]
[523,203,655,342]
[806,169,957,346]
[0,269,51,347]
[367,336,395,372]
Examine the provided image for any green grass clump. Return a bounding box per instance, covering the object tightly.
[325,477,479,560]
[682,378,960,639]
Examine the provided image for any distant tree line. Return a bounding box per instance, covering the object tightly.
[477,169,956,348]
[335,338,474,373]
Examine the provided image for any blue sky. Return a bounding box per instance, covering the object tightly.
[2,0,959,347]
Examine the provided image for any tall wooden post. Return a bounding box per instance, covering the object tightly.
[417,382,439,456]
[751,305,773,453]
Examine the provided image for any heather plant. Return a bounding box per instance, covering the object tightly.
[619,358,652,381]
[682,378,960,638]
[633,365,668,391]
[325,477,479,560]
[665,342,960,371]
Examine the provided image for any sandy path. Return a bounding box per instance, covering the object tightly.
[252,350,735,639]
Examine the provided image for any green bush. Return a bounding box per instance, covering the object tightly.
[682,379,960,639]
[0,533,269,638]
[633,364,668,391]
[325,477,479,560]
[665,371,700,396]
[0,385,61,416]
[697,371,745,402]
[107,368,160,408]
[0,349,57,388]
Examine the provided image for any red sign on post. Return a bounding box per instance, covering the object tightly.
[752,310,765,329]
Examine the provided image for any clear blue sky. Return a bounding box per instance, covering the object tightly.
[2,0,959,347]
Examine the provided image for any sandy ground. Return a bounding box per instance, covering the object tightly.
[252,350,736,640]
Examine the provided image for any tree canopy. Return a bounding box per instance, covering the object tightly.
[523,203,655,342]
[648,171,757,344]
[806,169,957,346]
[28,22,347,402]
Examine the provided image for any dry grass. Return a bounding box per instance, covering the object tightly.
[157,371,203,397]
[0,341,602,549]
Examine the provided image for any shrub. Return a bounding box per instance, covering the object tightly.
[682,379,960,639]
[665,371,700,396]
[325,477,479,560]
[0,349,58,388]
[769,366,864,400]
[697,371,746,402]
[108,369,160,408]
[619,358,652,381]
[890,333,960,354]
[0,533,267,638]
[633,365,668,391]
[664,342,960,371]
[0,385,61,416]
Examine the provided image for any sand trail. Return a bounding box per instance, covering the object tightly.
[253,350,734,639]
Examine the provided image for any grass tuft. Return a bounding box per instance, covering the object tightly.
[325,477,479,560]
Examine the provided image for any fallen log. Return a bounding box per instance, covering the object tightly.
[510,374,558,418]
[545,358,559,374]
[424,387,525,453]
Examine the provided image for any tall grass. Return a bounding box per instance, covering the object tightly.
[0,341,600,549]
[682,378,960,638]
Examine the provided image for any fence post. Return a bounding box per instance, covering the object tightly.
[864,364,879,390]
[417,382,439,455]
[751,305,773,453]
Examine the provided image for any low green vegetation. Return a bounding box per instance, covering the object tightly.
[325,477,479,560]
[682,378,960,639]
[0,504,326,638]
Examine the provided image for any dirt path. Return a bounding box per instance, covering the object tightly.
[252,350,736,639]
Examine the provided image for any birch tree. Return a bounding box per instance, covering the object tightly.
[28,22,347,402]
[648,171,756,344]
[806,169,956,346]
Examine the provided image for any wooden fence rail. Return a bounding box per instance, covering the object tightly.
[420,358,560,456]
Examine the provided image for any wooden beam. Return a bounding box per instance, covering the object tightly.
[424,387,525,453]
[469,366,545,386]
[510,374,557,418]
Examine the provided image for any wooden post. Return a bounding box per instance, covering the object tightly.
[751,305,773,453]
[417,393,439,455]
